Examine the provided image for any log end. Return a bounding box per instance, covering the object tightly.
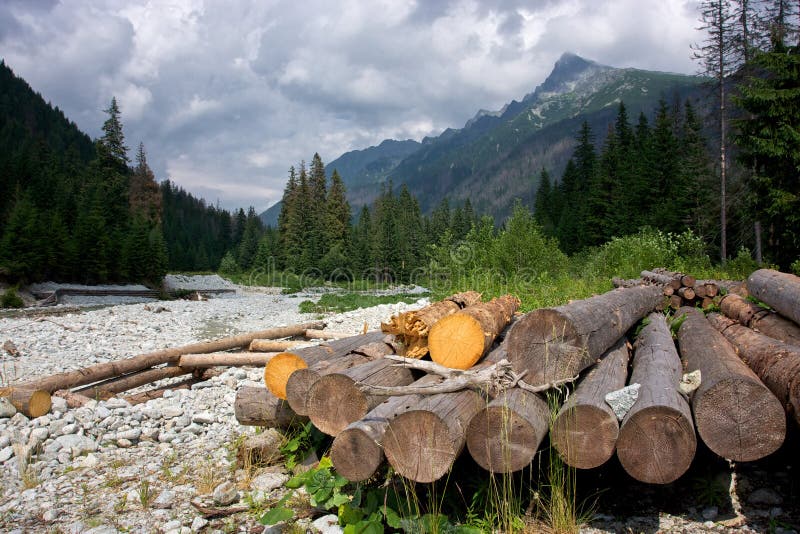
[285,368,320,416]
[330,427,384,482]
[307,374,368,436]
[506,308,583,384]
[383,410,456,483]
[551,405,619,470]
[616,405,696,484]
[27,389,53,418]
[428,313,485,370]
[264,352,308,400]
[695,377,786,462]
[466,399,548,473]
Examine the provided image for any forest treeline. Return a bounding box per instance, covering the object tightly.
[0,61,265,285]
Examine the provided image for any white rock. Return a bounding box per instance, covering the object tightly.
[162,406,184,418]
[212,481,239,505]
[9,412,29,426]
[152,489,176,509]
[54,434,96,456]
[190,381,214,390]
[50,397,68,414]
[42,508,57,522]
[0,398,17,418]
[162,520,181,531]
[158,431,178,443]
[104,398,131,410]
[0,446,13,463]
[79,453,99,468]
[190,516,208,532]
[605,383,641,421]
[312,514,343,534]
[192,411,215,425]
[251,472,289,492]
[117,438,133,448]
[115,428,142,441]
[0,435,10,448]
[29,427,49,445]
[94,406,112,420]
[60,423,78,435]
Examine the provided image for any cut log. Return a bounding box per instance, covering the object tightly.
[641,270,681,290]
[550,338,630,470]
[122,369,222,405]
[616,314,696,484]
[681,274,697,288]
[720,293,800,346]
[466,388,549,473]
[612,277,645,289]
[677,287,696,300]
[669,295,683,310]
[428,294,520,369]
[330,374,442,482]
[675,307,785,461]
[662,286,675,297]
[304,329,352,340]
[306,358,414,436]
[382,291,482,357]
[285,340,394,416]
[507,286,662,386]
[0,387,51,418]
[263,331,388,399]
[234,386,306,428]
[16,320,325,393]
[707,313,800,427]
[694,285,708,298]
[747,269,800,325]
[179,352,279,368]
[249,339,305,352]
[383,387,485,483]
[53,389,94,408]
[76,365,192,397]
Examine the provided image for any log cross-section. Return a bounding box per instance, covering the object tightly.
[550,338,630,470]
[616,314,696,484]
[675,307,785,461]
[506,286,663,385]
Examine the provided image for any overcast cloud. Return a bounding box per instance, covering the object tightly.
[0,0,702,212]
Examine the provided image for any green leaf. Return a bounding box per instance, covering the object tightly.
[338,503,365,526]
[329,491,351,507]
[283,439,299,452]
[259,506,294,525]
[453,526,484,534]
[344,519,384,534]
[384,507,402,529]
[285,473,308,489]
[318,456,334,469]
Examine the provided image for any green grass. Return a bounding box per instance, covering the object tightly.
[298,292,428,314]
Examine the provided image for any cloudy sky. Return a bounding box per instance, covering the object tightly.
[1,0,702,212]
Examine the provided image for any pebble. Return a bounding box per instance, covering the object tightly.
[43,508,57,522]
[94,406,112,420]
[192,411,215,424]
[702,506,718,521]
[251,472,289,492]
[162,406,184,418]
[0,397,17,418]
[212,481,239,505]
[152,489,177,509]
[190,516,208,532]
[312,514,343,534]
[0,446,13,463]
[79,453,99,468]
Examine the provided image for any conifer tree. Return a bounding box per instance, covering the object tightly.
[130,143,161,223]
[533,168,554,235]
[325,169,351,248]
[99,97,129,167]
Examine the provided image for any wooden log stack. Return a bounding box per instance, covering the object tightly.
[612,268,723,310]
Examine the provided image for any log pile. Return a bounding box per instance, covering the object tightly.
[236,272,800,486]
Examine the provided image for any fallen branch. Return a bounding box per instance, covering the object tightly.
[190,499,249,519]
[357,355,575,396]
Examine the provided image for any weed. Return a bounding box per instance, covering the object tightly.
[194,457,218,495]
[113,494,128,514]
[298,292,426,314]
[692,471,728,508]
[137,479,154,509]
[1,286,24,308]
[13,443,39,489]
[103,471,123,488]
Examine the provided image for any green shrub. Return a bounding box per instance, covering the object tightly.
[218,251,240,275]
[1,286,24,308]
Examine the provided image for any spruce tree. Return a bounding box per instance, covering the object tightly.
[99,97,129,167]
[533,168,554,235]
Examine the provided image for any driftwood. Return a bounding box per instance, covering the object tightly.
[16,320,325,394]
[675,307,785,461]
[383,387,485,483]
[53,389,94,408]
[551,338,630,469]
[428,294,520,369]
[708,313,800,427]
[234,386,306,428]
[747,269,800,325]
[307,358,414,436]
[123,369,222,405]
[506,286,663,386]
[616,314,696,484]
[466,388,550,473]
[263,331,387,399]
[249,339,305,352]
[304,329,353,340]
[330,374,443,482]
[285,340,394,416]
[0,387,51,418]
[719,293,800,346]
[178,352,279,368]
[76,365,192,398]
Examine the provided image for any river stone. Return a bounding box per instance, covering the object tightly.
[251,472,289,492]
[0,398,17,418]
[212,481,239,505]
[94,406,112,420]
[54,434,96,456]
[312,514,343,534]
[748,487,783,506]
[152,489,177,509]
[0,446,13,463]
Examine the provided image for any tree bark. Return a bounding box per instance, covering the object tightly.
[304,329,353,340]
[249,339,306,352]
[16,320,325,393]
[428,294,520,369]
[641,270,681,289]
[0,387,51,418]
[306,358,414,436]
[383,388,485,483]
[720,293,800,346]
[234,386,306,428]
[675,307,785,461]
[330,374,442,482]
[616,314,696,484]
[75,365,192,397]
[285,340,395,416]
[179,352,279,368]
[53,389,94,408]
[746,269,800,326]
[466,388,549,473]
[550,338,630,469]
[122,369,222,405]
[263,331,388,399]
[506,286,662,386]
[677,287,696,300]
[708,313,800,427]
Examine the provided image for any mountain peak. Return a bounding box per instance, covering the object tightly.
[536,52,609,95]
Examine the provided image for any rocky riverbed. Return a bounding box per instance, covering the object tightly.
[0,283,797,533]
